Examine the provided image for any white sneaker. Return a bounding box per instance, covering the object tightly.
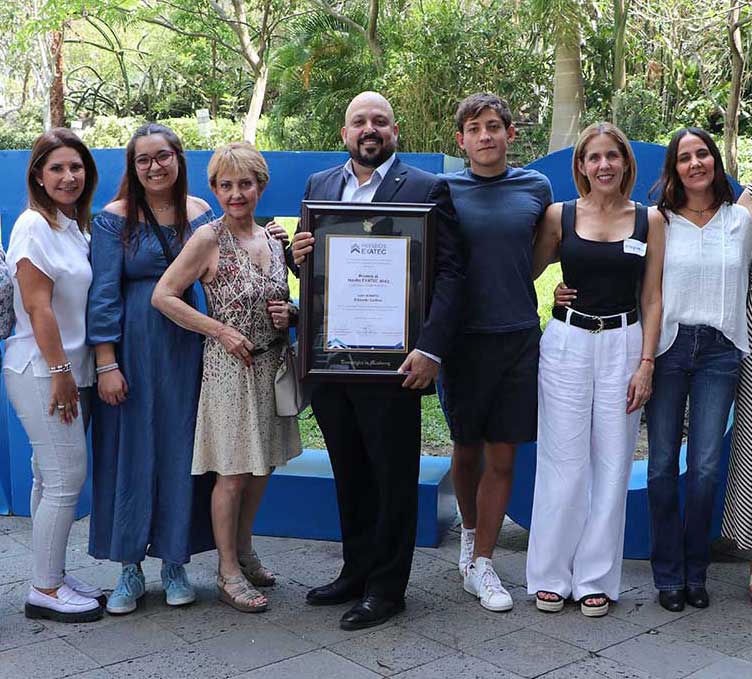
[25,584,103,623]
[458,527,475,575]
[463,557,513,612]
[63,573,105,603]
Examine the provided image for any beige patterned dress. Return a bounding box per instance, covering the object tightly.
[192,220,301,476]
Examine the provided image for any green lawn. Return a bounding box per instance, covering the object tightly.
[278,215,562,451]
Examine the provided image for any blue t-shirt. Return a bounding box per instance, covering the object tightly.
[441,166,552,333]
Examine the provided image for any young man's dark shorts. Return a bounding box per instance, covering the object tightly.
[440,326,541,445]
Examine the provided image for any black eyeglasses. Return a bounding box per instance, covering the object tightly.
[134,150,175,170]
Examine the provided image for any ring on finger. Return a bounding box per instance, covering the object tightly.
[56,404,65,410]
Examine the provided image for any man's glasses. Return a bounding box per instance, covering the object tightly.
[134,150,175,171]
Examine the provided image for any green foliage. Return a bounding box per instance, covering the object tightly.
[79,116,141,147]
[266,9,382,151]
[267,0,552,158]
[0,107,44,150]
[78,115,243,149]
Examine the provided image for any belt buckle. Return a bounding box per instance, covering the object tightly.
[589,316,605,334]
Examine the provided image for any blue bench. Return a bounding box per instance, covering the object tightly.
[253,449,456,548]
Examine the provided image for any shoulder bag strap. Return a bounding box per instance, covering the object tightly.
[142,202,176,264]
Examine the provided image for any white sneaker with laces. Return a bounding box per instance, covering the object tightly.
[458,527,475,575]
[463,556,513,612]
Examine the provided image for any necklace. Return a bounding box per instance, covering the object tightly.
[684,204,713,217]
[148,202,174,214]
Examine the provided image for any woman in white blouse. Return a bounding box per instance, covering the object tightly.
[2,129,104,623]
[646,128,752,613]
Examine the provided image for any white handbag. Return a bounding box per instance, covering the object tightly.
[274,342,310,416]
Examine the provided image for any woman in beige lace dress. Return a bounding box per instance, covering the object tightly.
[152,143,301,612]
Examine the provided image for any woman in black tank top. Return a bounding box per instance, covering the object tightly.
[525,123,665,618]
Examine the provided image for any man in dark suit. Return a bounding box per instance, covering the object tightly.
[292,91,465,630]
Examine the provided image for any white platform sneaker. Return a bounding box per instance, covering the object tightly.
[25,584,103,623]
[463,557,513,612]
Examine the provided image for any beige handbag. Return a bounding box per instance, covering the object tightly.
[275,342,310,416]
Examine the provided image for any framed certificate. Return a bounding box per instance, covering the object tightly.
[298,201,436,382]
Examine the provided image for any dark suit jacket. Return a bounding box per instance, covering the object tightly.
[301,156,465,360]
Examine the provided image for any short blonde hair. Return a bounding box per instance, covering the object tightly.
[207,142,269,190]
[573,122,636,198]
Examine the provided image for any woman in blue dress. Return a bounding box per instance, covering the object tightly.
[87,123,215,615]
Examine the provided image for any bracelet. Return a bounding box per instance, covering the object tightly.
[640,357,655,364]
[48,362,72,374]
[96,362,119,375]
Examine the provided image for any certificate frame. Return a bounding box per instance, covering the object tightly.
[298,201,436,383]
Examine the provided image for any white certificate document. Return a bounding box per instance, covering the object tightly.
[324,234,410,352]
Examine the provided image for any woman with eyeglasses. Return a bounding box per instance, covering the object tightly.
[87,123,215,615]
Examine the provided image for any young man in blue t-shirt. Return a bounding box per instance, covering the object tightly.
[441,93,552,612]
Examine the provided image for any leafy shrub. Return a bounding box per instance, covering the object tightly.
[79,115,243,149]
[80,116,142,148]
[0,107,44,149]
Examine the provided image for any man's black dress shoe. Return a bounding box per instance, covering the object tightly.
[658,589,685,612]
[306,578,363,606]
[685,586,709,609]
[340,595,405,630]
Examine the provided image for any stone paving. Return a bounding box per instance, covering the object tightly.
[2,515,752,678]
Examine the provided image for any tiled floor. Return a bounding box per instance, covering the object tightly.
[1,516,751,678]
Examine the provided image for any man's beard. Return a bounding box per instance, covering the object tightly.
[348,134,395,168]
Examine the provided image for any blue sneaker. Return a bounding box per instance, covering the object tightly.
[106,564,145,615]
[161,563,196,607]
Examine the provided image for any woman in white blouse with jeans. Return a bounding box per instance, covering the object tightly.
[2,129,104,623]
[646,127,752,613]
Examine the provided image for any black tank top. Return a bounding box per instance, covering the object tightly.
[559,200,648,316]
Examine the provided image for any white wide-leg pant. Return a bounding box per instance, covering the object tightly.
[526,314,642,602]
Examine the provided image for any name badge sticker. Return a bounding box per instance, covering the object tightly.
[623,239,647,257]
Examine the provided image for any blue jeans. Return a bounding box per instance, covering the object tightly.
[646,325,741,590]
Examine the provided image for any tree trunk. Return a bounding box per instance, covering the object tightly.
[725,2,743,180]
[549,31,584,153]
[49,29,65,127]
[211,40,219,119]
[243,63,268,144]
[612,0,630,125]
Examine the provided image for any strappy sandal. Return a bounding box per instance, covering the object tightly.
[579,592,609,617]
[217,573,268,613]
[238,549,276,587]
[536,590,564,613]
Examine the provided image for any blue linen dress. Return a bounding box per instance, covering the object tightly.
[87,210,216,564]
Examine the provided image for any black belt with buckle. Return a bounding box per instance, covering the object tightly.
[552,306,638,333]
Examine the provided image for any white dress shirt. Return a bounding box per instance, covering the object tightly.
[3,209,94,386]
[341,154,397,202]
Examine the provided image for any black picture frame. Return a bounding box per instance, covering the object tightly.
[298,201,436,383]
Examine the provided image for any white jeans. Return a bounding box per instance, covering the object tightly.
[3,366,90,589]
[526,315,642,601]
